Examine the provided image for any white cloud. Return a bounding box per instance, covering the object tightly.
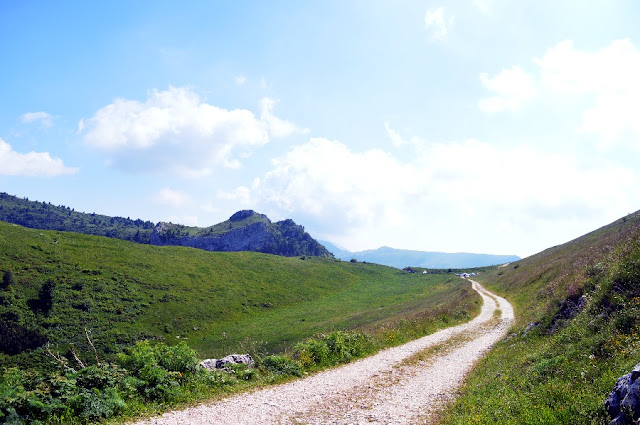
[243,135,633,255]
[424,7,453,42]
[152,188,192,208]
[217,186,252,205]
[235,75,247,85]
[80,87,299,176]
[20,111,53,127]
[0,138,77,177]
[478,66,537,112]
[535,39,640,144]
[260,98,308,139]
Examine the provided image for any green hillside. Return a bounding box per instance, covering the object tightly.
[0,220,476,370]
[442,212,640,424]
[0,192,155,243]
[0,193,332,257]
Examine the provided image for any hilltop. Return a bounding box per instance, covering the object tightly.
[0,192,331,257]
[151,210,331,257]
[320,240,520,269]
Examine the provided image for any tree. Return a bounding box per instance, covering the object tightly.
[2,269,14,289]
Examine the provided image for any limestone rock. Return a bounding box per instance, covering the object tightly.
[199,354,255,371]
[606,362,640,424]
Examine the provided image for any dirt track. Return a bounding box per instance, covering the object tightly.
[133,280,514,424]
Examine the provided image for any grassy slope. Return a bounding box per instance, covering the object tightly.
[441,212,640,424]
[0,221,479,371]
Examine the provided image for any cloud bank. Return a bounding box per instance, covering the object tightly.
[241,134,633,254]
[80,87,303,177]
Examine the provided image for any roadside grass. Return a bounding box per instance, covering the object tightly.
[439,212,640,424]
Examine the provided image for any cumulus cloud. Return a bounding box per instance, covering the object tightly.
[0,138,77,177]
[243,134,633,254]
[424,7,453,42]
[478,66,537,112]
[152,188,192,208]
[535,39,640,144]
[80,87,300,176]
[21,111,54,127]
[480,39,640,144]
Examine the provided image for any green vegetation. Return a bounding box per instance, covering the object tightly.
[0,193,332,258]
[0,192,155,243]
[441,212,640,424]
[0,220,479,423]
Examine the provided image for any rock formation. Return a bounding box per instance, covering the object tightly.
[199,354,255,371]
[150,210,332,257]
[606,362,640,424]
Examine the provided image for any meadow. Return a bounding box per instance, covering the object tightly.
[0,220,480,423]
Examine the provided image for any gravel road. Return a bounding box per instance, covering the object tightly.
[132,279,514,424]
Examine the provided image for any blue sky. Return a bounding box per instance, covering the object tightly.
[1,1,639,258]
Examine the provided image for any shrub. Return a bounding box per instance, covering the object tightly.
[259,356,302,376]
[294,339,331,367]
[72,387,125,421]
[293,331,372,367]
[116,340,197,401]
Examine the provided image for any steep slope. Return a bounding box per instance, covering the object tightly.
[442,212,640,424]
[319,240,520,269]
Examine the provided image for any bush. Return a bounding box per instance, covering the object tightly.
[116,340,198,401]
[259,356,302,376]
[72,387,125,421]
[294,339,331,367]
[294,331,372,367]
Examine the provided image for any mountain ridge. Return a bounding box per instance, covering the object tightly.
[0,193,331,257]
[319,240,520,269]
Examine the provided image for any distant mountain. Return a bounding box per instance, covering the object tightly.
[319,241,520,269]
[0,192,331,258]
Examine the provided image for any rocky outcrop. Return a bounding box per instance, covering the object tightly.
[605,362,640,424]
[150,210,333,257]
[199,354,255,371]
[151,221,272,252]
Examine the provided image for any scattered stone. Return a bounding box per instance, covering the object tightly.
[522,322,539,336]
[605,362,640,424]
[199,354,255,371]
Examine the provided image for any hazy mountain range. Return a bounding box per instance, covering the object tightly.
[319,240,520,269]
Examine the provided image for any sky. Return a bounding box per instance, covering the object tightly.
[1,1,640,258]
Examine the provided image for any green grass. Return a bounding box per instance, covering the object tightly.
[0,220,482,424]
[0,220,478,368]
[440,212,640,425]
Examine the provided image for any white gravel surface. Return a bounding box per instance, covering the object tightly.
[132,280,514,425]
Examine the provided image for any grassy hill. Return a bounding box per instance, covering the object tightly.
[0,220,477,371]
[441,212,640,424]
[0,193,332,257]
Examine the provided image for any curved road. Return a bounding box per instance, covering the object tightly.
[133,280,514,424]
